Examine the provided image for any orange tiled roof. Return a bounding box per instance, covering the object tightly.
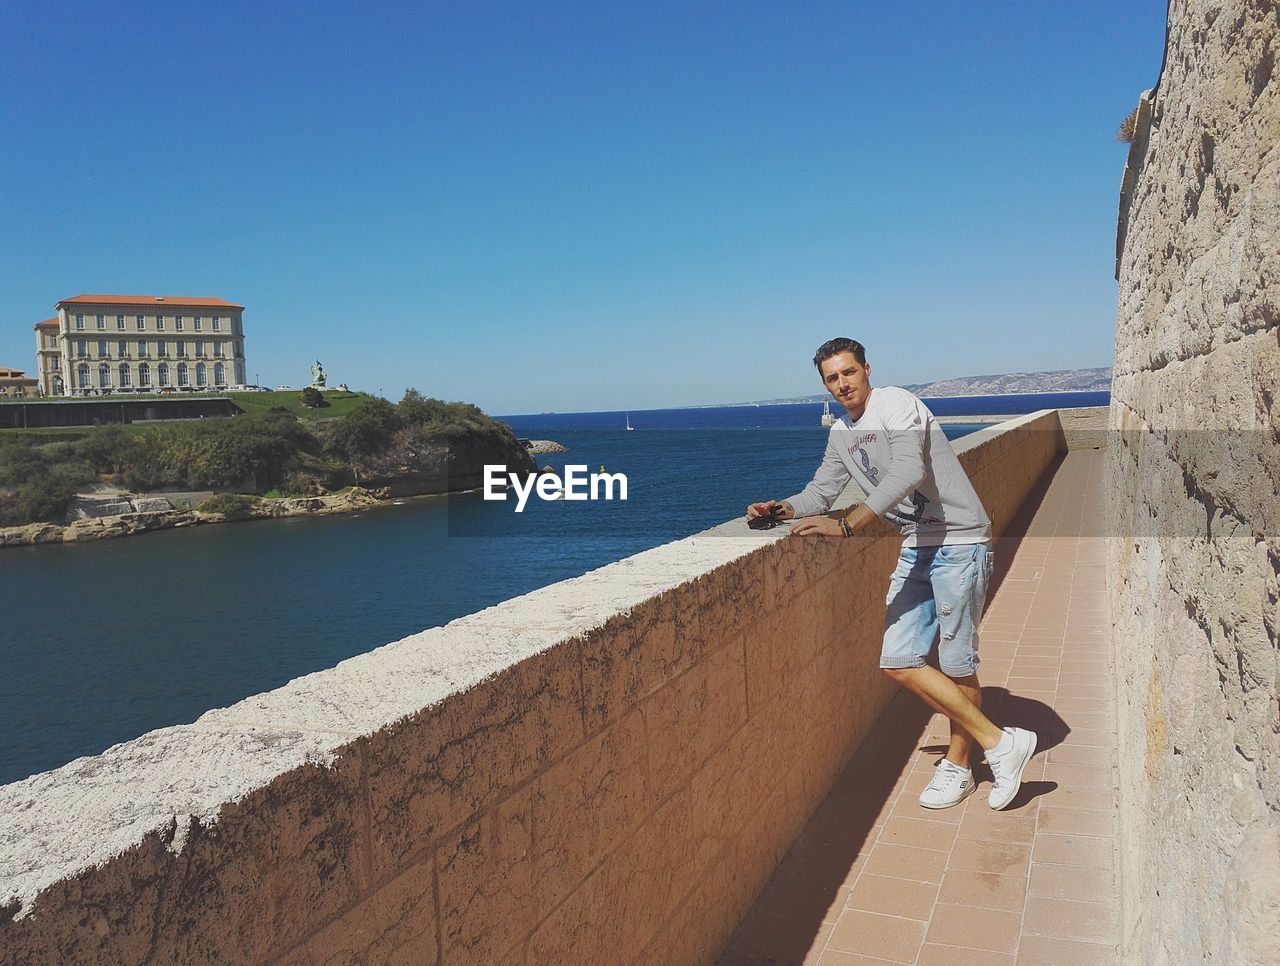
[56,294,244,309]
[34,318,59,330]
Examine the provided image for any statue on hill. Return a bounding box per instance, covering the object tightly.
[310,359,327,387]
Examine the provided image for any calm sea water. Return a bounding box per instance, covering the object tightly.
[0,391,1107,784]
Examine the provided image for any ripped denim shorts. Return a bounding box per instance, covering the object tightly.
[879,541,994,678]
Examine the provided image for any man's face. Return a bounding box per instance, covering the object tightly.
[819,351,872,416]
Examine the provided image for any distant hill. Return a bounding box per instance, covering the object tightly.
[901,366,1112,397]
[734,366,1112,405]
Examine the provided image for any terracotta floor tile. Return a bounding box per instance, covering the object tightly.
[863,843,949,884]
[890,797,967,825]
[800,922,837,964]
[1053,711,1112,733]
[846,873,940,921]
[958,808,1038,845]
[935,868,1028,913]
[1040,785,1115,813]
[1016,935,1118,965]
[816,948,898,965]
[826,908,927,962]
[1028,863,1116,902]
[1056,684,1111,701]
[1037,806,1115,838]
[1043,762,1114,788]
[1055,728,1114,748]
[947,839,1032,877]
[917,942,1014,966]
[1052,697,1113,715]
[1057,673,1109,688]
[875,816,960,853]
[1022,895,1120,944]
[1006,677,1057,694]
[1032,833,1114,870]
[924,902,1022,954]
[1046,743,1112,766]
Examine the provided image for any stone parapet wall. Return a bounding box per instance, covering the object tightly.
[1110,1,1280,963]
[0,411,1065,964]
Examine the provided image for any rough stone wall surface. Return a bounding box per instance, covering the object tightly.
[1109,2,1280,963]
[0,412,1064,965]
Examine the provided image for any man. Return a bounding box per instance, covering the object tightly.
[747,338,1036,810]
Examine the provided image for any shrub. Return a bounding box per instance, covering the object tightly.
[327,398,399,460]
[74,424,139,475]
[197,493,261,518]
[300,386,327,408]
[1116,105,1140,143]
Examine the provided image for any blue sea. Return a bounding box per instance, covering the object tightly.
[0,391,1107,784]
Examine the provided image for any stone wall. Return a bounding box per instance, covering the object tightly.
[0,411,1065,965]
[1110,1,1280,963]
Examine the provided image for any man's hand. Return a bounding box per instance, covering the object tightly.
[791,504,878,538]
[790,516,844,538]
[746,500,793,521]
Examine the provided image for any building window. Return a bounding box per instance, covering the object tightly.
[118,339,127,357]
[116,315,125,330]
[52,374,64,395]
[156,315,165,330]
[158,341,168,358]
[196,362,207,386]
[177,363,189,387]
[75,314,85,330]
[214,362,226,386]
[212,317,222,331]
[235,362,245,385]
[136,314,145,329]
[158,363,170,387]
[139,363,151,387]
[213,341,223,357]
[78,364,90,388]
[175,316,184,331]
[96,314,105,330]
[77,339,87,358]
[195,316,203,331]
[177,341,187,357]
[119,363,131,387]
[98,340,108,357]
[98,363,112,388]
[138,341,149,358]
[195,340,205,357]
[46,334,56,348]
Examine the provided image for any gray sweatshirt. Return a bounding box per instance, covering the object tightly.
[784,386,991,547]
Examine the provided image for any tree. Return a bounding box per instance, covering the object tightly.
[300,386,326,408]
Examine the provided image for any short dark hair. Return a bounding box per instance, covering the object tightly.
[813,337,866,370]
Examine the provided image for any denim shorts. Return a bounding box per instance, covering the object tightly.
[880,542,994,678]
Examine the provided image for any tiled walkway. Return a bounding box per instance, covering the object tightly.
[720,450,1119,965]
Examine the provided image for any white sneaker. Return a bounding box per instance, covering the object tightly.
[985,727,1038,810]
[918,759,975,809]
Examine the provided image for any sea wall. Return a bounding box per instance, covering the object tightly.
[1110,1,1280,963]
[0,411,1065,964]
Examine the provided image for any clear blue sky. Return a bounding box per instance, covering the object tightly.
[1,1,1167,414]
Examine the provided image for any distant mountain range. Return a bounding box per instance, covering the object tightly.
[735,366,1112,406]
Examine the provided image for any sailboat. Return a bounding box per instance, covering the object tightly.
[820,399,836,427]
[625,414,635,431]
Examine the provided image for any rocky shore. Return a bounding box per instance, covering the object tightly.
[0,488,385,549]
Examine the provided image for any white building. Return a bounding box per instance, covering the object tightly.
[35,294,247,396]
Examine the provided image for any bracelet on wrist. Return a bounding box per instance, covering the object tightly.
[839,515,854,538]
